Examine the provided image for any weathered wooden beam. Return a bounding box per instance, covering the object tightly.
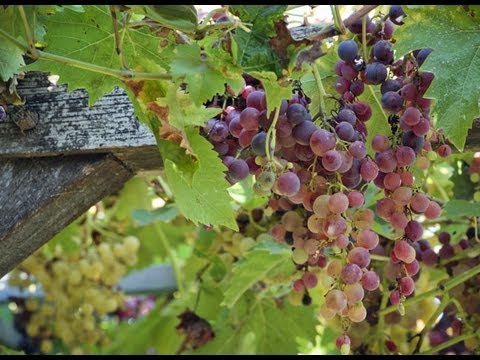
[0,154,134,278]
[0,72,164,278]
[0,72,161,171]
[465,118,480,153]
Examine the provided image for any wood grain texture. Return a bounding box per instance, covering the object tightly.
[0,72,161,170]
[465,118,480,152]
[0,154,133,278]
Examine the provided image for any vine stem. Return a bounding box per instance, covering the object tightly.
[0,28,174,81]
[110,5,129,69]
[376,283,389,354]
[308,5,379,43]
[379,263,480,316]
[412,293,450,354]
[154,223,185,295]
[440,243,480,265]
[361,14,368,60]
[370,254,389,262]
[18,6,38,57]
[330,5,345,35]
[419,332,477,355]
[265,105,281,163]
[311,63,327,120]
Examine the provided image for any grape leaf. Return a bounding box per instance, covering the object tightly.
[227,175,269,211]
[230,6,287,76]
[360,85,391,155]
[132,205,179,226]
[0,39,25,81]
[129,222,193,271]
[112,177,154,222]
[155,82,223,130]
[126,5,198,34]
[0,7,27,81]
[229,6,287,38]
[394,5,480,150]
[195,293,317,355]
[221,241,291,308]
[26,5,166,106]
[442,199,480,219]
[298,50,338,121]
[170,43,243,107]
[159,127,238,230]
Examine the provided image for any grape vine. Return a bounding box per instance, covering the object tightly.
[0,4,479,356]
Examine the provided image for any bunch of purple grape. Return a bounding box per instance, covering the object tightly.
[198,5,450,354]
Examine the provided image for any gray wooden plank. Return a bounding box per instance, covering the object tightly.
[0,72,159,168]
[0,264,177,303]
[0,154,134,278]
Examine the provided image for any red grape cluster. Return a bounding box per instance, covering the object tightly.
[198,5,450,353]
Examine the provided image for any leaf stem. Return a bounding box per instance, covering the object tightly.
[412,293,449,354]
[330,5,346,35]
[18,5,38,57]
[35,50,174,81]
[154,223,185,294]
[0,28,30,53]
[110,5,129,69]
[376,283,389,354]
[419,332,477,355]
[370,254,389,262]
[311,63,327,120]
[362,15,368,60]
[265,105,280,163]
[0,28,174,81]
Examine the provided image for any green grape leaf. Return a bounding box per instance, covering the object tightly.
[194,294,317,355]
[248,70,292,114]
[229,6,287,37]
[442,199,480,219]
[360,85,391,156]
[130,222,193,270]
[170,43,243,107]
[0,7,27,81]
[112,177,154,222]
[0,39,25,81]
[228,175,269,211]
[451,159,475,200]
[155,82,223,130]
[126,5,197,34]
[132,204,179,226]
[230,5,287,76]
[298,58,337,121]
[395,5,480,150]
[221,241,291,308]
[26,5,166,106]
[159,128,238,230]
